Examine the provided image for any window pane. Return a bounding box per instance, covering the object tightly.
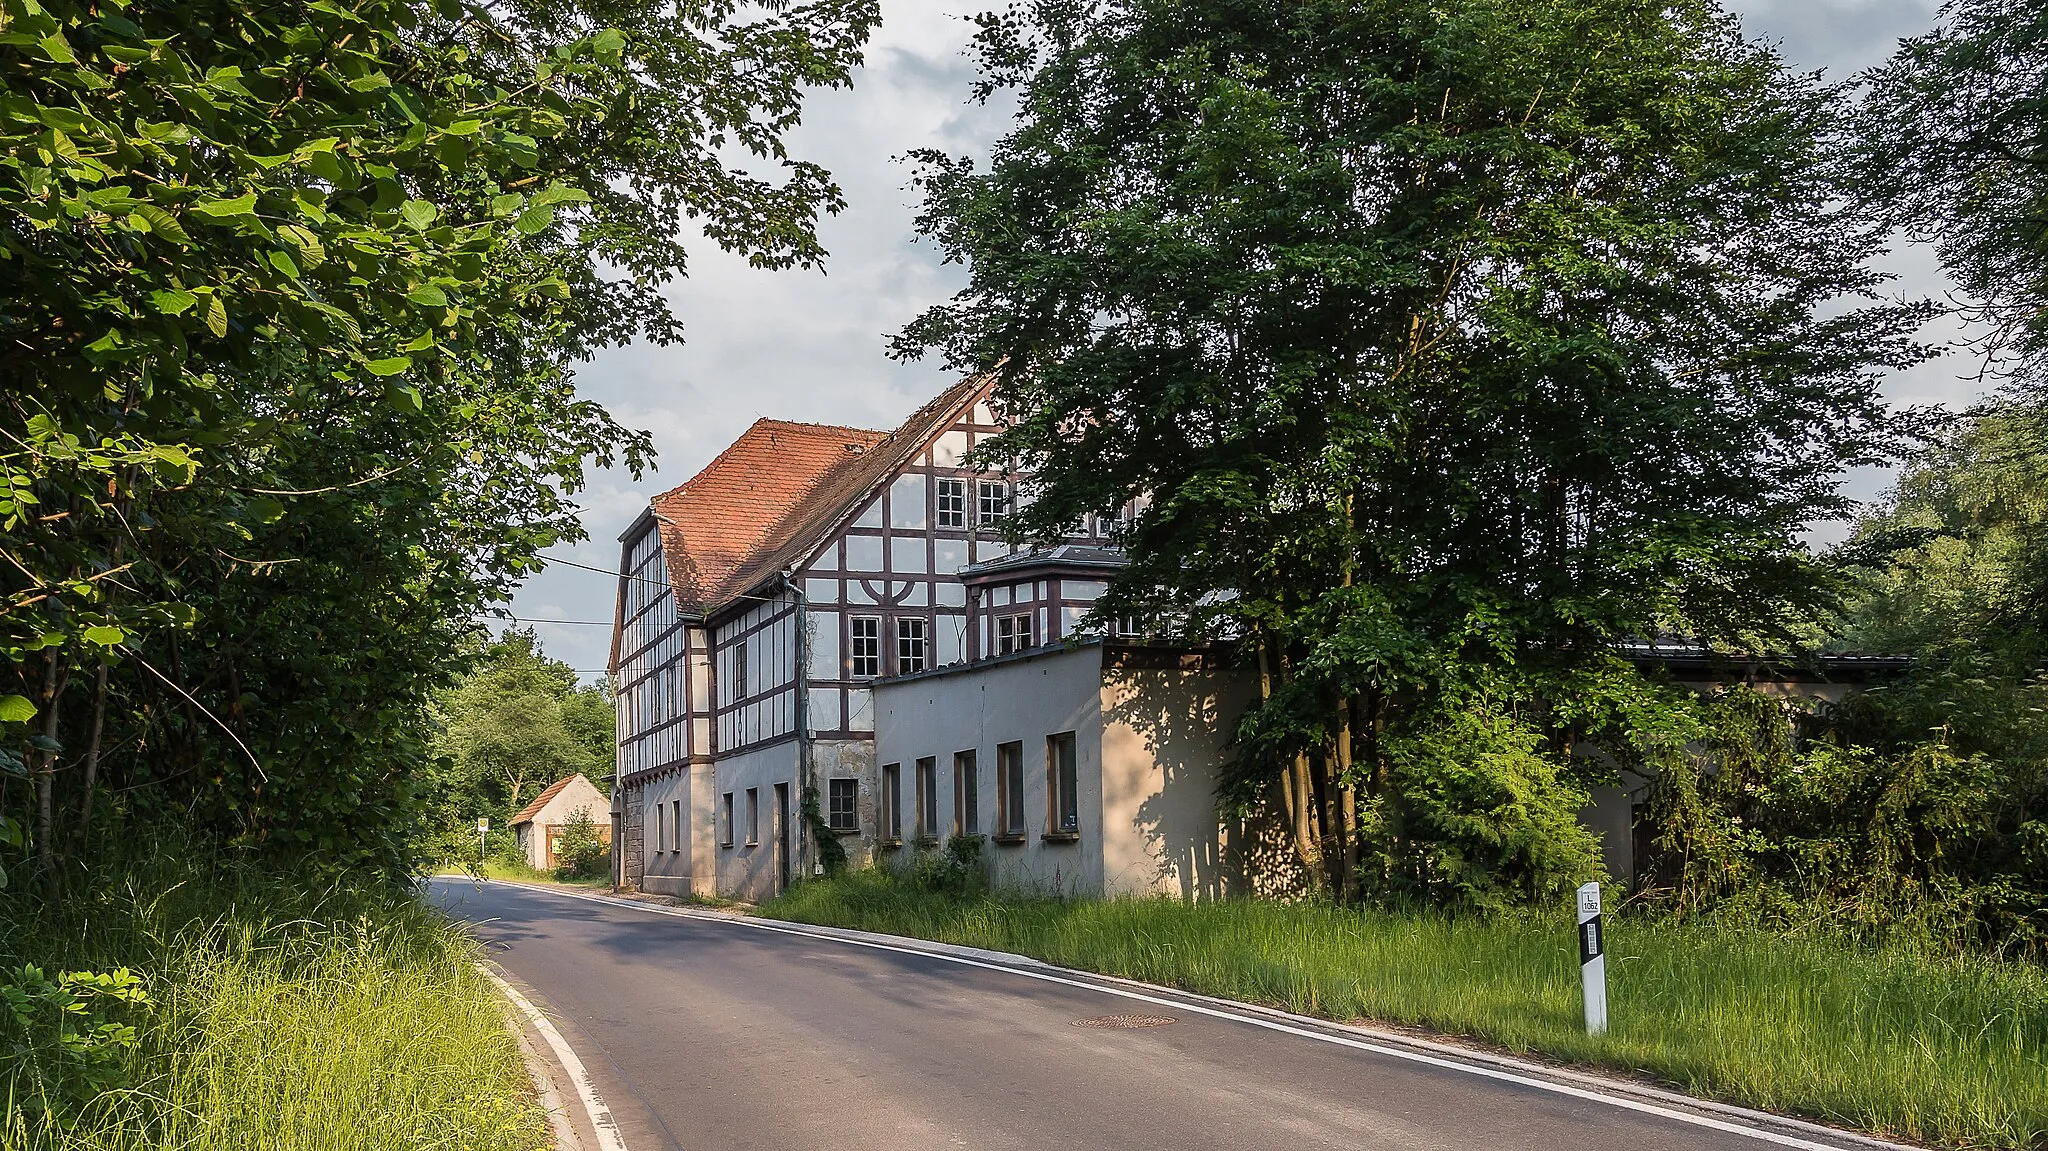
[746,787,759,845]
[955,751,978,836]
[936,479,967,529]
[828,778,858,832]
[851,616,881,678]
[882,764,901,839]
[978,480,1007,525]
[998,741,1024,834]
[1050,733,1078,833]
[897,617,927,674]
[916,757,937,838]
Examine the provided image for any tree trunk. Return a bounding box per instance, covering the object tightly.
[33,651,66,896]
[1335,696,1358,902]
[1290,752,1322,890]
[73,660,109,847]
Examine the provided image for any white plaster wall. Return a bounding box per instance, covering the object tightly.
[714,741,802,902]
[1098,664,1255,899]
[637,770,692,895]
[874,646,1106,897]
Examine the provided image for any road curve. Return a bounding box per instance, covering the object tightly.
[428,878,1873,1151]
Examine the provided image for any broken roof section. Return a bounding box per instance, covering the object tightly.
[650,371,996,618]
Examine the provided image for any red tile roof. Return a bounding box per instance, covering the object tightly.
[512,774,583,825]
[651,372,996,617]
[652,420,889,613]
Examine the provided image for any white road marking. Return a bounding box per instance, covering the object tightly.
[458,880,1907,1151]
[481,962,631,1151]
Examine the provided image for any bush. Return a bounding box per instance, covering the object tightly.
[552,807,608,881]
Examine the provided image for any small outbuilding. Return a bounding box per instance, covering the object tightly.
[511,774,611,870]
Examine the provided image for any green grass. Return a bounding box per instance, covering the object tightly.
[762,870,2048,1149]
[439,859,609,888]
[1,861,547,1151]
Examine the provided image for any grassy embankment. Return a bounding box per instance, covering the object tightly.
[0,861,547,1151]
[763,870,2047,1150]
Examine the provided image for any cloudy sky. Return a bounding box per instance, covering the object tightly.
[506,0,1970,680]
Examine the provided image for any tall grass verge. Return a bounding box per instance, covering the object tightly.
[0,857,546,1151]
[763,870,2047,1149]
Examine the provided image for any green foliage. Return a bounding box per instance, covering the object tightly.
[898,0,1925,906]
[765,872,2048,1148]
[1860,0,2048,383]
[900,836,986,898]
[1639,683,2047,955]
[801,782,847,878]
[552,806,607,880]
[0,851,545,1149]
[1,0,874,885]
[1836,400,2048,663]
[1,965,149,1121]
[422,628,613,849]
[1381,702,1603,911]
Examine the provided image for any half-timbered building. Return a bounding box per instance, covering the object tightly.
[609,372,1133,900]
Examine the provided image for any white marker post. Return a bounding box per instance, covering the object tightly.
[1576,881,1607,1036]
[477,817,490,862]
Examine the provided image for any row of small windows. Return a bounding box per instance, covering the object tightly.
[845,733,1079,843]
[931,478,1009,530]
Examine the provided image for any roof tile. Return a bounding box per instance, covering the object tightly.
[651,373,996,617]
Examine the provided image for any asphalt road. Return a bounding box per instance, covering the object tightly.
[428,879,1868,1151]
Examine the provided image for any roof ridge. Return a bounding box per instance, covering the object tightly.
[511,774,583,824]
[755,417,888,436]
[654,417,883,504]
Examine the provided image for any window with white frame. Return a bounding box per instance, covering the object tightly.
[977,480,1008,525]
[936,478,967,528]
[996,613,1032,655]
[732,640,748,701]
[671,801,682,854]
[720,792,735,847]
[745,787,760,846]
[850,616,881,678]
[915,757,938,840]
[897,617,927,674]
[1047,732,1078,835]
[827,777,859,832]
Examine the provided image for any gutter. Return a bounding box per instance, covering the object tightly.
[782,569,814,883]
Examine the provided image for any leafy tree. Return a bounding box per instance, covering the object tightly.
[427,629,611,834]
[1836,400,2048,665]
[1,0,876,886]
[1860,0,2048,384]
[898,0,1926,905]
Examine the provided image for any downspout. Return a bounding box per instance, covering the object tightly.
[784,570,814,882]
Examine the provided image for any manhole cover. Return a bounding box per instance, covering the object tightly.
[1074,1013,1177,1029]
